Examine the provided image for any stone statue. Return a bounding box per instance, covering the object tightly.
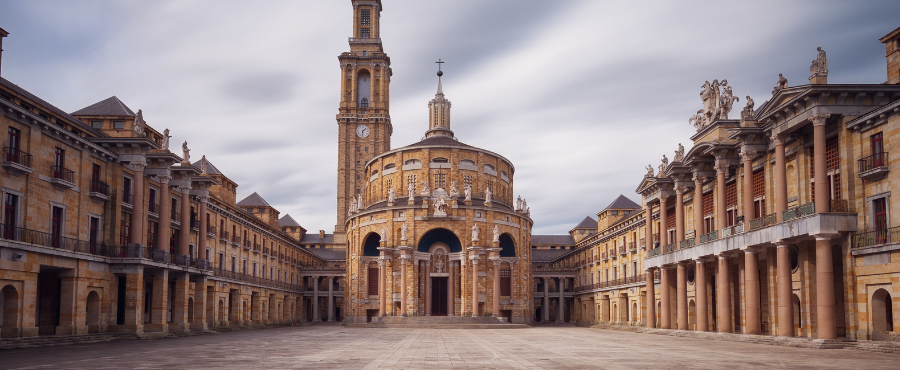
[810,47,828,77]
[492,225,500,243]
[522,198,529,214]
[691,78,739,130]
[358,194,363,210]
[741,95,755,120]
[484,187,492,203]
[658,154,668,176]
[645,164,654,178]
[433,195,448,216]
[674,143,685,162]
[387,187,395,203]
[420,180,430,196]
[161,128,171,150]
[348,205,353,216]
[718,80,739,119]
[464,184,472,201]
[133,109,145,136]
[200,155,208,174]
[448,181,459,197]
[379,227,386,240]
[472,224,480,242]
[182,141,190,163]
[349,198,357,213]
[772,73,787,95]
[516,195,523,211]
[407,182,416,199]
[400,223,408,241]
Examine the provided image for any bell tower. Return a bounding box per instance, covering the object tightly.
[336,0,392,236]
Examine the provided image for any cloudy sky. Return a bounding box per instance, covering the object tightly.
[1,0,898,234]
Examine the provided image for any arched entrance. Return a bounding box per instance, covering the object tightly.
[872,288,894,341]
[792,294,801,337]
[418,228,463,317]
[1,285,19,337]
[188,297,194,323]
[86,291,100,333]
[217,299,225,323]
[688,299,697,331]
[363,232,381,256]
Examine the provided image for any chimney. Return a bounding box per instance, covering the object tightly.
[319,230,325,239]
[0,27,8,77]
[880,26,900,84]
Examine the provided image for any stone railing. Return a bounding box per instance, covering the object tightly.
[698,230,718,243]
[783,202,815,221]
[679,238,695,249]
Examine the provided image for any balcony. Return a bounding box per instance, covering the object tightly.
[2,147,33,175]
[574,275,646,293]
[628,242,637,254]
[121,192,133,209]
[618,246,627,256]
[189,219,199,231]
[721,224,744,238]
[679,238,695,249]
[858,152,889,181]
[49,165,76,191]
[782,202,815,221]
[698,230,718,243]
[662,243,676,253]
[748,213,776,231]
[243,239,252,251]
[207,225,216,239]
[88,180,110,203]
[219,230,229,242]
[171,211,181,225]
[148,202,158,215]
[1,223,109,257]
[348,37,382,45]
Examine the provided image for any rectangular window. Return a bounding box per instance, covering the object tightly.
[171,198,178,221]
[231,256,236,272]
[367,267,379,296]
[113,121,125,129]
[148,188,157,213]
[53,147,65,174]
[434,173,446,189]
[120,212,131,246]
[91,120,102,129]
[3,193,18,238]
[170,227,178,255]
[500,268,511,296]
[360,27,370,38]
[360,9,371,25]
[147,221,158,248]
[123,177,133,205]
[219,252,225,270]
[243,260,247,274]
[7,126,20,152]
[872,132,885,167]
[752,169,766,218]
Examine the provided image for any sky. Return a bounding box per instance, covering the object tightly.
[1,0,898,235]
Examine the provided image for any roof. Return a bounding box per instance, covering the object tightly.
[304,247,345,260]
[236,192,271,207]
[532,248,571,262]
[399,135,474,150]
[880,26,900,42]
[0,77,103,136]
[299,233,335,244]
[572,216,597,230]
[71,96,136,116]
[532,235,576,245]
[602,194,641,211]
[191,158,223,175]
[278,214,301,227]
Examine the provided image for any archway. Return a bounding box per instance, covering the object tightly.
[612,304,618,322]
[872,288,894,341]
[688,299,697,331]
[1,285,19,337]
[86,291,100,333]
[417,228,462,253]
[218,299,225,323]
[499,233,515,257]
[631,302,637,323]
[363,232,381,256]
[656,301,661,328]
[792,294,801,336]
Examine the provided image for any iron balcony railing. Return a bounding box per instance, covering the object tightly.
[648,247,661,257]
[575,275,647,292]
[858,152,888,173]
[782,202,815,221]
[171,210,180,222]
[220,230,229,240]
[211,268,301,291]
[662,243,676,253]
[852,226,900,249]
[3,147,32,167]
[1,223,108,257]
[679,238,695,249]
[698,230,718,243]
[830,199,849,213]
[721,224,744,238]
[50,165,75,183]
[748,213,777,231]
[89,180,110,196]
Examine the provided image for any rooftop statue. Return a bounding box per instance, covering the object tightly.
[741,96,755,120]
[645,164,654,178]
[690,79,739,131]
[673,143,685,163]
[161,128,171,151]
[182,141,190,164]
[133,109,146,136]
[810,47,828,78]
[772,73,788,95]
[388,187,395,203]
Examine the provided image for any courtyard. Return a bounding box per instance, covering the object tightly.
[1,324,897,369]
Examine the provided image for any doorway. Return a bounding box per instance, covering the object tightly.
[432,277,448,316]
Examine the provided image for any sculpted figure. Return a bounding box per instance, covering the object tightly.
[407,182,416,199]
[741,95,755,120]
[420,180,430,196]
[464,183,472,201]
[472,224,480,242]
[434,195,448,216]
[200,155,208,174]
[674,143,685,162]
[718,80,738,119]
[379,227,386,240]
[492,225,500,243]
[516,195,523,211]
[645,164,654,178]
[182,141,190,163]
[522,198,529,213]
[350,198,357,213]
[658,154,668,176]
[387,187,395,203]
[133,109,146,135]
[400,223,408,241]
[358,194,364,210]
[448,181,460,197]
[689,110,705,129]
[810,47,828,77]
[161,128,171,150]
[772,73,787,95]
[484,186,492,203]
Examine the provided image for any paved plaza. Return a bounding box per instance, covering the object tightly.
[1,324,898,369]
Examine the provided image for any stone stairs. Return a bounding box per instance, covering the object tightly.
[358,316,532,329]
[0,333,136,350]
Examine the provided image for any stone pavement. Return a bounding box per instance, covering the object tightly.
[1,323,898,369]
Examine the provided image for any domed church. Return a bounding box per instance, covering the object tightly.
[338,1,533,324]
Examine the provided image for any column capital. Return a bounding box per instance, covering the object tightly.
[674,183,690,195]
[131,161,147,172]
[157,174,172,184]
[769,132,784,146]
[197,194,209,203]
[713,161,729,175]
[810,112,831,126]
[177,185,192,194]
[692,174,707,186]
[739,149,757,162]
[399,254,411,262]
[490,258,502,266]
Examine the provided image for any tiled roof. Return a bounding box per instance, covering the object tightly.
[278,214,300,227]
[299,233,335,244]
[603,194,640,211]
[71,96,136,116]
[236,192,270,207]
[532,248,571,262]
[572,216,597,229]
[191,157,223,175]
[304,247,345,260]
[532,235,576,245]
[399,135,474,149]
[0,77,102,136]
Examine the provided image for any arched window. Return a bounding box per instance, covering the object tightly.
[384,163,396,170]
[431,157,449,163]
[404,159,420,166]
[483,164,497,176]
[360,97,369,109]
[357,71,371,108]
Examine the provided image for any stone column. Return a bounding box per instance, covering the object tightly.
[327,277,335,322]
[660,267,671,329]
[676,263,687,330]
[148,270,169,332]
[694,175,705,236]
[179,185,191,257]
[695,260,708,332]
[192,276,208,330]
[744,250,760,335]
[715,160,728,231]
[659,197,668,247]
[645,205,653,251]
[645,269,655,328]
[557,278,565,323]
[815,236,837,339]
[675,186,686,244]
[130,161,146,246]
[812,112,831,213]
[171,272,190,332]
[772,133,787,222]
[378,257,386,317]
[312,276,320,321]
[470,252,480,317]
[448,261,455,316]
[492,258,501,317]
[425,260,432,316]
[55,273,83,335]
[542,277,550,322]
[716,254,732,333]
[198,194,208,259]
[400,255,408,317]
[157,174,171,251]
[776,243,793,337]
[742,149,756,222]
[123,267,144,333]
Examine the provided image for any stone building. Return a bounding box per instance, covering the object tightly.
[555,26,900,343]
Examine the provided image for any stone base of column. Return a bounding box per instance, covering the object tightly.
[190,322,208,331]
[107,324,143,334]
[54,325,88,336]
[144,324,169,332]
[169,323,190,333]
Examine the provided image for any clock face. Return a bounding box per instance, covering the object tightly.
[356,125,370,138]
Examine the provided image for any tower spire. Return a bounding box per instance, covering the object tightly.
[426,59,453,139]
